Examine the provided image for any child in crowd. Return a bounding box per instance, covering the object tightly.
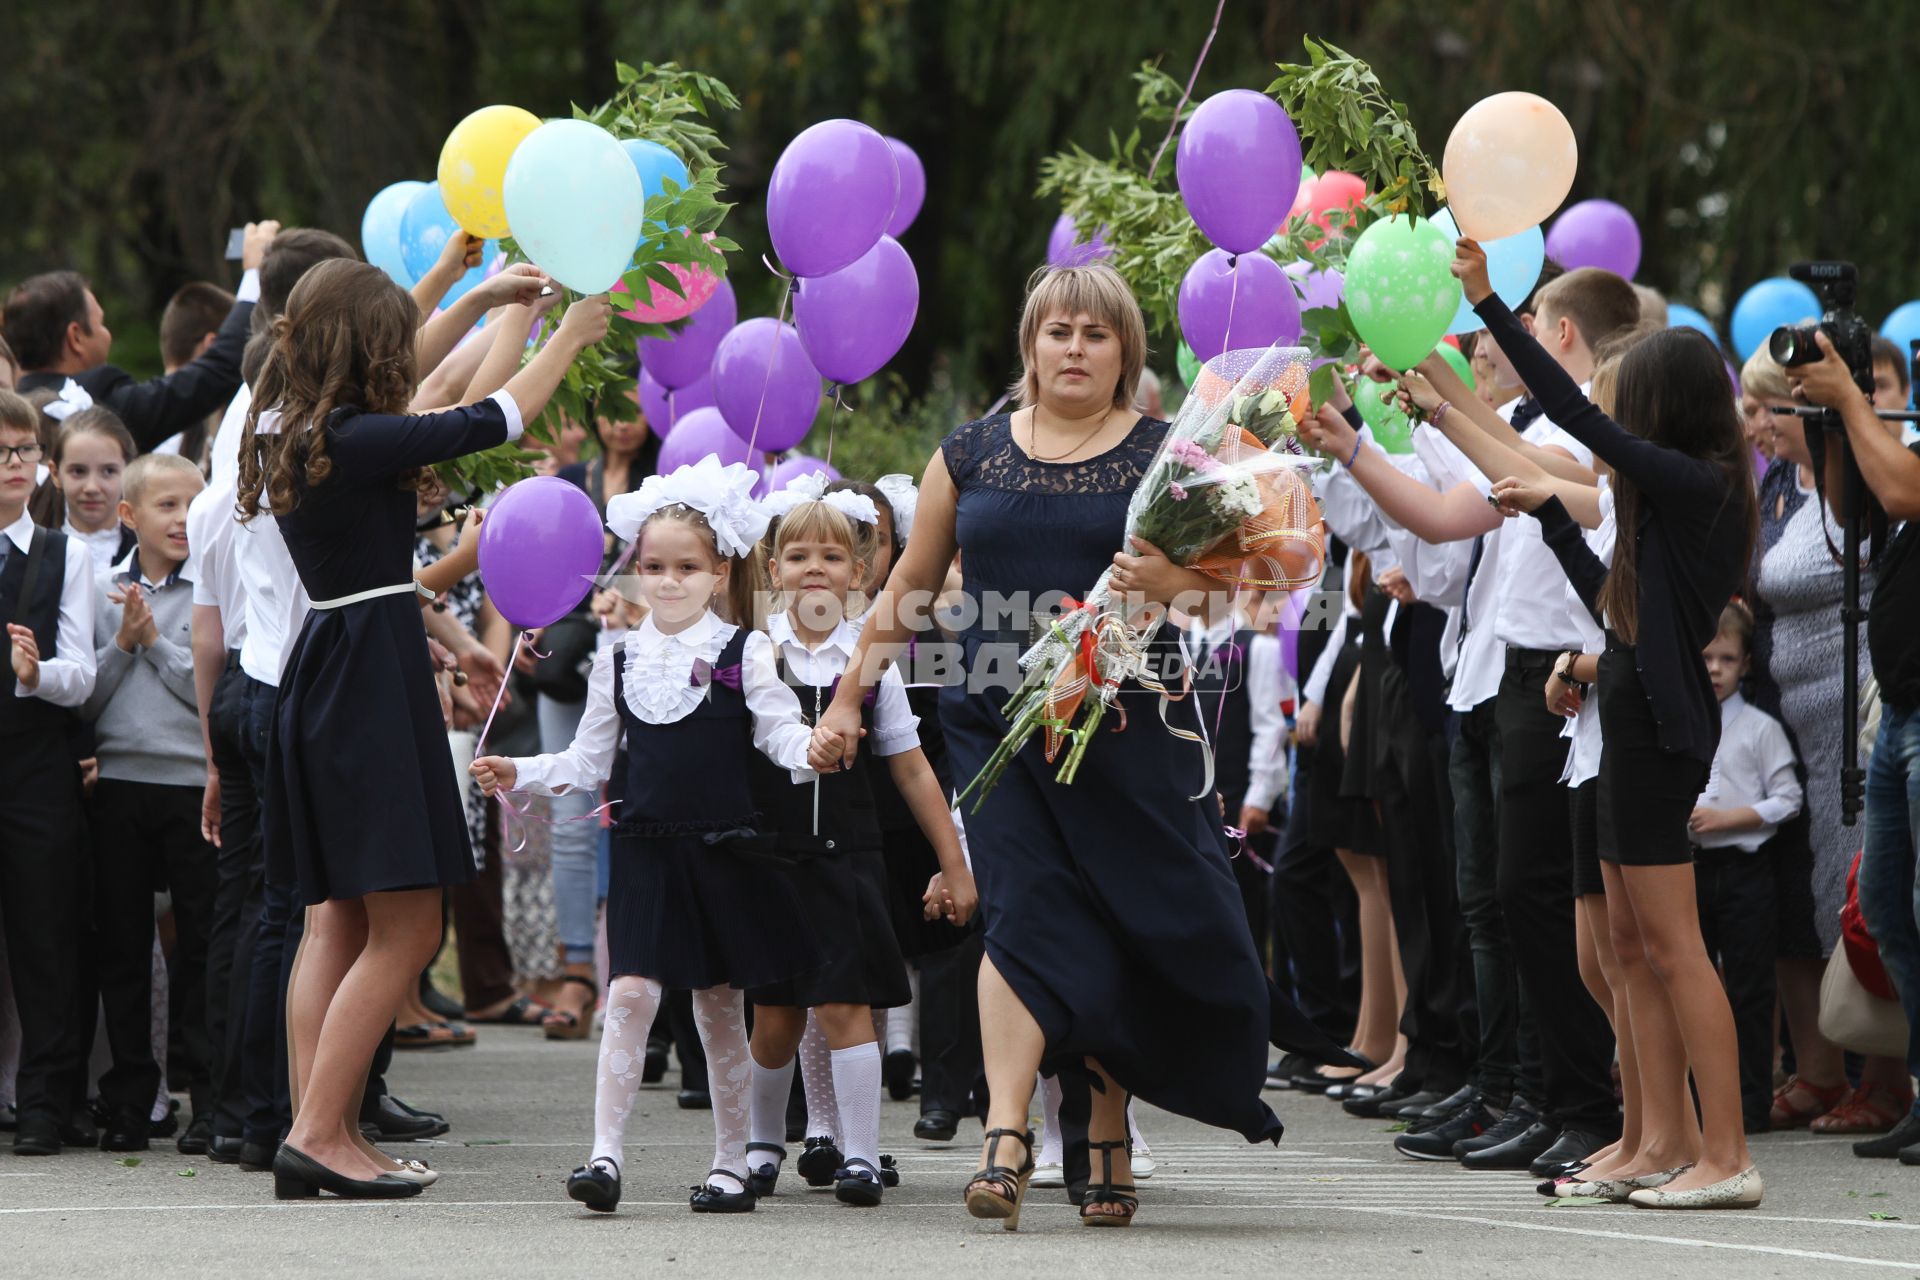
[473,457,838,1215]
[741,475,975,1208]
[42,405,137,572]
[1691,601,1801,1131]
[80,452,214,1151]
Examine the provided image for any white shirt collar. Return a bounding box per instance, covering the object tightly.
[2,509,32,555]
[635,609,718,652]
[767,610,859,657]
[1719,689,1747,722]
[112,544,193,589]
[62,517,123,550]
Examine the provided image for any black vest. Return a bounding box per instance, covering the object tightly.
[0,525,71,738]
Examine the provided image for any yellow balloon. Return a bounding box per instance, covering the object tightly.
[438,105,542,238]
[1441,92,1577,242]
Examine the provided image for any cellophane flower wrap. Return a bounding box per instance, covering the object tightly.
[957,346,1326,811]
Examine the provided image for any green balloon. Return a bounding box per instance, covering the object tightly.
[1177,341,1201,388]
[1354,378,1414,453]
[1436,340,1476,391]
[1345,216,1461,371]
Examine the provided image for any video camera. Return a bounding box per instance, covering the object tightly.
[1768,262,1874,395]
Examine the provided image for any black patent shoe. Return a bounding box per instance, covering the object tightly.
[835,1158,884,1206]
[207,1135,247,1164]
[914,1109,959,1142]
[272,1144,422,1200]
[797,1135,844,1187]
[177,1114,213,1155]
[12,1111,61,1156]
[745,1142,785,1197]
[1529,1127,1615,1180]
[567,1159,622,1213]
[689,1169,756,1213]
[238,1140,279,1172]
[676,1089,712,1111]
[359,1093,448,1141]
[1344,1082,1413,1118]
[1460,1120,1557,1171]
[884,1050,917,1101]
[99,1108,150,1153]
[150,1098,180,1140]
[642,1043,669,1085]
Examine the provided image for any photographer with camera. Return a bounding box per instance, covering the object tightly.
[1788,326,1920,1164]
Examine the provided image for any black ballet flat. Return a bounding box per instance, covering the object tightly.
[797,1136,844,1187]
[834,1158,884,1207]
[567,1159,621,1213]
[272,1143,422,1200]
[745,1142,786,1196]
[642,1042,669,1084]
[689,1169,757,1213]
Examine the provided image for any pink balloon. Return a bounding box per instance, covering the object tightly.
[885,137,925,238]
[614,233,722,324]
[1303,171,1366,242]
[637,366,714,439]
[656,406,763,476]
[477,476,606,629]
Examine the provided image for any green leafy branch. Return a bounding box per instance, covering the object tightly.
[442,61,741,495]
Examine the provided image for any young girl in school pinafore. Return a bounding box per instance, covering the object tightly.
[471,457,834,1216]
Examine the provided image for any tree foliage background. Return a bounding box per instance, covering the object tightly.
[4,0,1913,471]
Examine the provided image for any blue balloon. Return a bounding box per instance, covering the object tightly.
[362,180,426,287]
[1430,207,1544,336]
[1731,277,1819,360]
[1667,304,1719,347]
[621,139,691,232]
[398,182,496,305]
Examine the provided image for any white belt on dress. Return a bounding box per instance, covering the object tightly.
[308,581,436,610]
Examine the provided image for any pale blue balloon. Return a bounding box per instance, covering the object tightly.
[362,180,426,287]
[1731,277,1819,359]
[1667,304,1719,348]
[397,182,496,304]
[1430,207,1544,335]
[504,120,644,294]
[621,139,691,232]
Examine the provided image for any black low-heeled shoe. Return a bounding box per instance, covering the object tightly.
[567,1159,621,1213]
[745,1142,785,1197]
[272,1144,422,1200]
[796,1135,843,1187]
[689,1169,756,1213]
[835,1159,884,1206]
[914,1109,959,1142]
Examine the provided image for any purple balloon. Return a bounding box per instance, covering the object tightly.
[766,453,840,494]
[1545,199,1641,280]
[1278,587,1309,684]
[767,120,899,279]
[712,318,822,453]
[1046,213,1110,267]
[1284,259,1345,312]
[657,406,763,475]
[637,366,714,439]
[477,476,605,629]
[884,138,925,238]
[1176,89,1304,255]
[792,236,919,385]
[1177,250,1302,362]
[636,276,736,390]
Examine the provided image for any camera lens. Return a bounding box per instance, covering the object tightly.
[1769,323,1819,367]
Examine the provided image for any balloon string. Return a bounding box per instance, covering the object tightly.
[1143,0,1228,183]
[744,272,795,460]
[1224,254,1243,351]
[826,383,848,469]
[474,631,526,759]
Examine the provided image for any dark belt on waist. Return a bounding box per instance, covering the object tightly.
[1504,646,1566,671]
[224,648,244,673]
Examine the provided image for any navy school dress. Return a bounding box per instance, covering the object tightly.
[938,413,1352,1147]
[265,398,511,905]
[744,642,912,1011]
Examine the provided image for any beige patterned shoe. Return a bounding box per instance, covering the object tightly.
[1627,1166,1762,1210]
[1558,1178,1634,1203]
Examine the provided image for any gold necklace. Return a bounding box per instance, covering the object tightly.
[1025,404,1113,462]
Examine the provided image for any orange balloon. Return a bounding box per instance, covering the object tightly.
[1441,92,1577,241]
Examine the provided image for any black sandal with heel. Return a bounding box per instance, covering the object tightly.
[1079,1138,1138,1228]
[964,1127,1036,1231]
[543,974,598,1041]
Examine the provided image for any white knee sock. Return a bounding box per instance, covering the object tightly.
[799,1013,838,1141]
[1037,1074,1064,1165]
[747,1052,795,1171]
[886,974,918,1055]
[692,986,752,1193]
[589,976,663,1173]
[830,1042,882,1173]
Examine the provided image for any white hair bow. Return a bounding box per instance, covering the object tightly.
[44,378,93,422]
[874,473,918,542]
[763,469,878,526]
[606,455,769,558]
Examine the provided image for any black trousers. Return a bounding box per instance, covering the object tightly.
[1449,697,1523,1101]
[1694,848,1778,1129]
[1496,650,1619,1133]
[206,659,263,1137]
[0,734,84,1123]
[1271,749,1360,1042]
[918,930,986,1119]
[88,778,218,1116]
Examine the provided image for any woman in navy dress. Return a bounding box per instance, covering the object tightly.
[819,263,1350,1229]
[237,259,611,1198]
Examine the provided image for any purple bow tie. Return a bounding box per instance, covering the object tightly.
[691,660,742,690]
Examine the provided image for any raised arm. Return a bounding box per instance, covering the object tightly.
[417,264,552,380]
[1405,357,1596,485]
[1791,331,1920,523]
[1299,402,1502,545]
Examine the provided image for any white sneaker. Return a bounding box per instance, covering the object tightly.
[1030,1161,1066,1188]
[1131,1150,1155,1180]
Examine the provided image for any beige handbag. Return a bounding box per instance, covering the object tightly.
[1819,944,1909,1060]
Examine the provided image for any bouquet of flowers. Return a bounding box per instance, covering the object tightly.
[957,346,1325,810]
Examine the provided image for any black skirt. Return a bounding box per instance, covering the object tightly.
[748,844,913,1009]
[1307,641,1379,855]
[1596,646,1709,866]
[1570,779,1605,897]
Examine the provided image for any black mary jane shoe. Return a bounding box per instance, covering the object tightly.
[796,1135,844,1188]
[272,1144,422,1200]
[567,1159,622,1213]
[835,1158,885,1207]
[689,1169,757,1213]
[745,1142,786,1197]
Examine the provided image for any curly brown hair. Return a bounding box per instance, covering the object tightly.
[237,259,419,520]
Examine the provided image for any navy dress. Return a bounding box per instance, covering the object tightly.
[939,413,1294,1145]
[265,400,510,905]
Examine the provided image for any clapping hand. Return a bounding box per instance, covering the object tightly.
[111,582,157,652]
[8,624,39,690]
